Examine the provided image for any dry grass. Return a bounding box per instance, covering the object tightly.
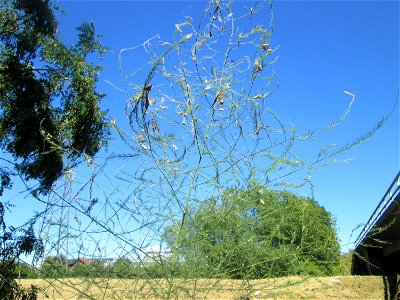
[19,276,387,299]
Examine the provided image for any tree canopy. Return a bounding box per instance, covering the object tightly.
[165,185,340,279]
[0,1,109,298]
[0,0,109,194]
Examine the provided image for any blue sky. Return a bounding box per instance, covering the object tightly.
[5,0,399,257]
[270,1,399,249]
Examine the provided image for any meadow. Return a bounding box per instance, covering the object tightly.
[20,276,386,300]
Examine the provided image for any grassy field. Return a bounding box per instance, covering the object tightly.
[19,276,389,299]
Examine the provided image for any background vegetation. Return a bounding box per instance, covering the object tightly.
[165,186,340,279]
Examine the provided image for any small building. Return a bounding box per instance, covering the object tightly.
[140,246,172,264]
[67,257,117,268]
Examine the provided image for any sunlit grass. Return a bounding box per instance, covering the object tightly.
[20,276,385,300]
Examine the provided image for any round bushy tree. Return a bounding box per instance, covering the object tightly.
[165,184,340,279]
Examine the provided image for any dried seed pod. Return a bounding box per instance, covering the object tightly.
[261,43,270,51]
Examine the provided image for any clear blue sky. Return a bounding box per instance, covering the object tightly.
[6,0,399,257]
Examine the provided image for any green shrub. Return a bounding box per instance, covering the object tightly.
[165,185,340,279]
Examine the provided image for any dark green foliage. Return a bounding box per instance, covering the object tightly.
[39,255,68,278]
[39,257,95,278]
[70,261,104,278]
[15,261,37,279]
[0,0,109,298]
[0,202,42,299]
[334,252,353,275]
[0,167,12,196]
[76,21,108,57]
[36,256,182,279]
[0,0,109,194]
[0,57,62,189]
[112,258,137,278]
[165,185,340,279]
